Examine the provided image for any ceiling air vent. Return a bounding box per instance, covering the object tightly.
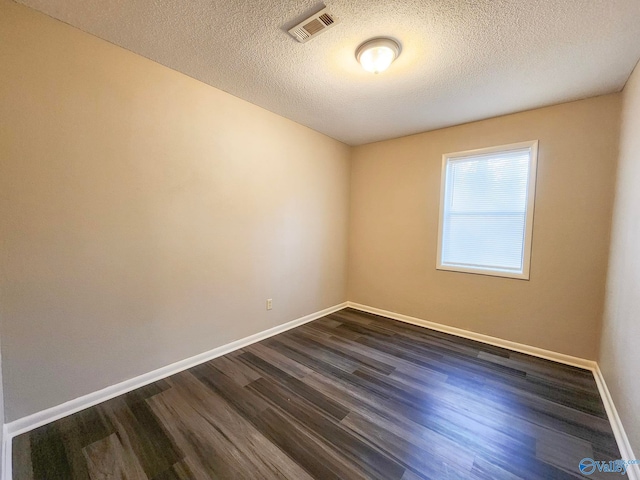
[288,7,339,43]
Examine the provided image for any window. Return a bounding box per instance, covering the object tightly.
[436,141,538,279]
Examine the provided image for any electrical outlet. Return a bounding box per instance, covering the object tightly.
[266,298,272,310]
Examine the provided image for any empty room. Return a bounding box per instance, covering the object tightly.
[1,0,639,478]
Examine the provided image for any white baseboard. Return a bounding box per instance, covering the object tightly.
[1,301,347,480]
[346,302,596,369]
[1,425,8,480]
[592,365,640,480]
[347,302,639,480]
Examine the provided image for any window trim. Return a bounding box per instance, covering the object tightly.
[436,140,539,280]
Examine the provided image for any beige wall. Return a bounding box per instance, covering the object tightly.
[600,62,640,455]
[349,95,621,360]
[0,0,350,422]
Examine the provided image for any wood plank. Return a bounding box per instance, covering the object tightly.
[83,433,148,480]
[237,351,350,420]
[12,433,34,480]
[149,380,299,478]
[205,354,261,387]
[243,342,313,379]
[29,424,73,479]
[101,398,183,478]
[246,376,406,479]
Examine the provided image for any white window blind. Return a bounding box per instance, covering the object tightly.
[437,141,538,279]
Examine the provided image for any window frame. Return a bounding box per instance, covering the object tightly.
[436,140,539,280]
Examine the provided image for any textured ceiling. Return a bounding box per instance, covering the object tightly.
[16,0,640,145]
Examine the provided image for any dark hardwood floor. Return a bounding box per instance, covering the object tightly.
[13,308,620,479]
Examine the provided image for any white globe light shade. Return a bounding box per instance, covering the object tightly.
[356,38,401,74]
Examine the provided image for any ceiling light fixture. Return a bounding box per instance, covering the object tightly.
[356,37,401,74]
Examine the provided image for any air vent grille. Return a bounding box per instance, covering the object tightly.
[319,13,334,26]
[303,19,324,36]
[291,27,310,41]
[288,7,339,43]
